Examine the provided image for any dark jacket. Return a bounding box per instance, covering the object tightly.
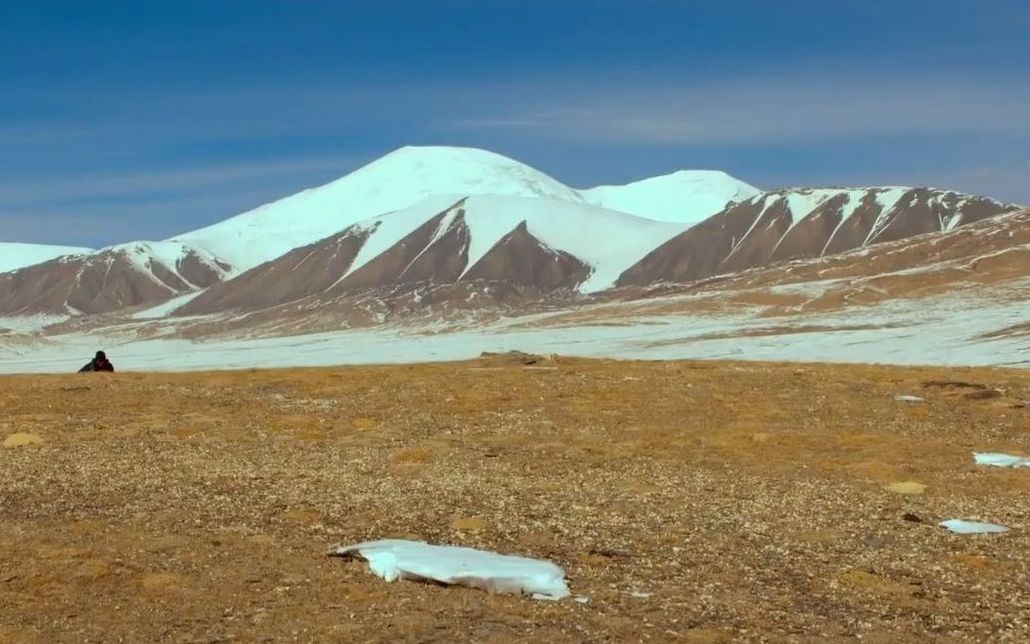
[79,354,114,373]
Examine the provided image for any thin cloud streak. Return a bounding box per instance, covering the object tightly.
[0,156,362,208]
[443,76,1030,145]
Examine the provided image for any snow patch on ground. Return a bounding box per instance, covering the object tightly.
[131,291,208,319]
[331,539,570,600]
[974,452,1030,468]
[939,519,1009,534]
[0,315,71,333]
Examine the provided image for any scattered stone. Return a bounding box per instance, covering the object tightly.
[921,380,1003,399]
[964,388,1003,400]
[478,350,550,366]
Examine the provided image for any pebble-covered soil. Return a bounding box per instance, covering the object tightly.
[1,356,1028,642]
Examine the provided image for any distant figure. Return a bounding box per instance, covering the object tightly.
[79,350,114,373]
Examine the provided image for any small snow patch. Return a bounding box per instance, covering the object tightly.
[894,395,924,403]
[973,452,1030,468]
[331,539,570,600]
[939,519,1009,534]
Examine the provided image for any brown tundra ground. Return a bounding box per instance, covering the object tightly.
[1,356,1029,643]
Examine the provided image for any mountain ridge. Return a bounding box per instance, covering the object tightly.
[0,146,1022,322]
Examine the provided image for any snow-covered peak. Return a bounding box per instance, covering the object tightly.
[354,146,582,202]
[0,242,94,273]
[579,170,760,224]
[171,146,583,272]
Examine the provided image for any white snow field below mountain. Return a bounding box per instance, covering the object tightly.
[1,285,1027,374]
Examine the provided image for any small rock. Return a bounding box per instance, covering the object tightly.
[964,389,1003,400]
[902,513,923,523]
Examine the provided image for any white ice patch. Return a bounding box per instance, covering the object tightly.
[331,539,571,600]
[894,395,924,403]
[973,452,1030,468]
[939,519,1009,534]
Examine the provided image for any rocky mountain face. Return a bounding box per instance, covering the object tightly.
[617,187,1016,287]
[0,242,229,315]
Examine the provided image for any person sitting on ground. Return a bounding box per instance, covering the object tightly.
[79,350,114,373]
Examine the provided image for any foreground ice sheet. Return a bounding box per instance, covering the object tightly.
[331,539,571,600]
[973,452,1030,468]
[939,519,1010,534]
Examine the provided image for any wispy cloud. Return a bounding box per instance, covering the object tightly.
[0,156,361,208]
[442,75,1030,145]
[2,68,1028,247]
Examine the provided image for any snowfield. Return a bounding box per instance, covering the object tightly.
[580,169,759,224]
[1,288,1026,373]
[0,242,93,273]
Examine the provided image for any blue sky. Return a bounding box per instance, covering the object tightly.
[2,0,1028,247]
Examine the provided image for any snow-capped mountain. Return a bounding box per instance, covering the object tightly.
[618,187,1017,286]
[0,241,230,315]
[171,147,587,273]
[179,195,686,314]
[0,242,94,274]
[170,146,759,273]
[0,146,1022,324]
[0,146,755,317]
[581,170,759,224]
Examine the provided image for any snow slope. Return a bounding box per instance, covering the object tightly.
[101,241,232,289]
[342,194,688,292]
[171,146,586,273]
[580,170,759,224]
[0,242,93,273]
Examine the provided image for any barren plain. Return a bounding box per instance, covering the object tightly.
[1,356,1029,642]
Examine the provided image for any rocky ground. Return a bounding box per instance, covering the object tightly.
[1,356,1028,642]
